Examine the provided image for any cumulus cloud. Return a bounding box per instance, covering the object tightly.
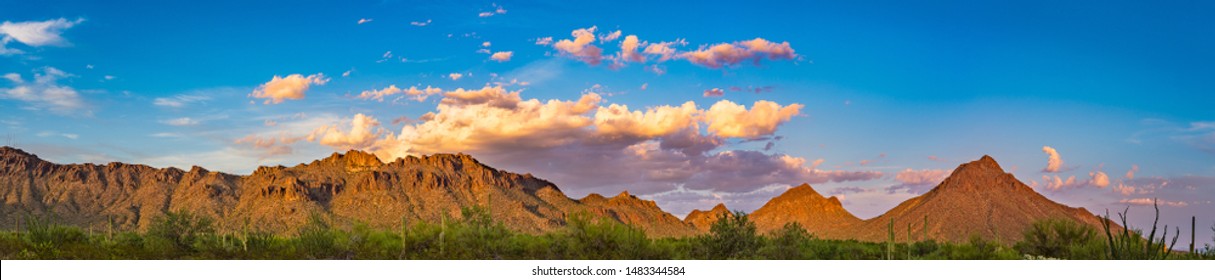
[0,18,85,53]
[448,73,463,80]
[1,67,89,115]
[307,113,386,151]
[552,26,604,65]
[1041,146,1064,173]
[249,73,328,104]
[1090,171,1110,188]
[886,169,951,194]
[1125,164,1139,179]
[490,51,513,62]
[681,38,797,68]
[704,100,803,138]
[304,86,871,196]
[618,35,645,63]
[702,88,724,97]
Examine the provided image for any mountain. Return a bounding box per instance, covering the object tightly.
[846,155,1112,244]
[750,183,860,238]
[0,146,1115,244]
[683,203,732,232]
[0,146,686,236]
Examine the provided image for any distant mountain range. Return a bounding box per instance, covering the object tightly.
[0,146,1112,243]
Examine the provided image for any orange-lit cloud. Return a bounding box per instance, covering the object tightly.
[552,26,604,65]
[704,100,802,138]
[490,51,513,62]
[306,86,871,195]
[1041,145,1064,172]
[249,73,328,104]
[702,88,724,97]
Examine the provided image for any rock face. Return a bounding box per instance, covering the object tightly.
[683,203,732,232]
[0,147,687,236]
[750,184,859,238]
[845,155,1112,244]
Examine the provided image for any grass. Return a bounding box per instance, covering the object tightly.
[1,207,1211,260]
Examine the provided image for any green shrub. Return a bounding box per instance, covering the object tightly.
[696,211,761,259]
[759,222,811,259]
[1015,219,1104,259]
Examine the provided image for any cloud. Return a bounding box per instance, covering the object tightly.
[643,40,685,62]
[448,73,463,80]
[307,113,386,151]
[599,30,622,42]
[356,85,443,102]
[1041,146,1064,173]
[1,67,89,115]
[886,169,951,194]
[161,117,199,126]
[478,3,507,17]
[357,18,373,24]
[1090,171,1110,188]
[490,51,513,62]
[153,94,211,108]
[702,88,724,97]
[535,37,553,45]
[552,26,604,65]
[704,100,803,138]
[249,73,328,104]
[1125,164,1139,179]
[1040,170,1110,191]
[1119,198,1188,207]
[618,35,645,63]
[0,18,85,53]
[410,19,431,26]
[306,86,872,196]
[681,38,797,68]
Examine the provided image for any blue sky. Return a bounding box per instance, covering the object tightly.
[2,0,1213,246]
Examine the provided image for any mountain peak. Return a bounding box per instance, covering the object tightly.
[0,146,37,160]
[710,203,728,212]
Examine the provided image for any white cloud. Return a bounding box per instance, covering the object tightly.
[161,117,200,126]
[153,94,211,108]
[0,18,85,53]
[357,18,373,24]
[410,19,432,27]
[448,73,464,80]
[1,67,89,115]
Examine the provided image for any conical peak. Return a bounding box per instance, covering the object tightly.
[710,203,729,212]
[780,183,824,199]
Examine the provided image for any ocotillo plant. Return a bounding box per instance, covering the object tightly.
[1101,198,1180,259]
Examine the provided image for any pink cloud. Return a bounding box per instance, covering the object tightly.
[552,26,604,65]
[490,51,513,62]
[681,38,797,68]
[702,88,724,97]
[1119,198,1188,207]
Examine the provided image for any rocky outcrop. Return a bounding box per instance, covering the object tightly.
[683,203,732,232]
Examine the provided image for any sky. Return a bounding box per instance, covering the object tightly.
[2,0,1213,247]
